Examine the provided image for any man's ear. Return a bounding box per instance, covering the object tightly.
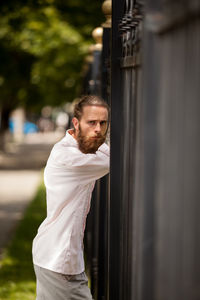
[72,117,79,132]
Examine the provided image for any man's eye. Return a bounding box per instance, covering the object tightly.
[88,121,95,125]
[100,121,107,126]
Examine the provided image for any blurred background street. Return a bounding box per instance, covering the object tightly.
[0,132,63,170]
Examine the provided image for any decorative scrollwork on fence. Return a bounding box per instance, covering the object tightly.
[119,0,143,67]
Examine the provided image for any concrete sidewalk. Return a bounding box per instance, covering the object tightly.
[0,131,64,258]
[0,170,41,257]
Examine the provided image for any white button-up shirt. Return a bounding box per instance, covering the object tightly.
[32,130,109,275]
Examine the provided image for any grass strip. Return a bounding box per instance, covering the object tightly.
[0,181,46,300]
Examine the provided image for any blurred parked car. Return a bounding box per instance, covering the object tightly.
[9,119,39,134]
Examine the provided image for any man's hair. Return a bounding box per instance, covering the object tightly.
[74,95,109,120]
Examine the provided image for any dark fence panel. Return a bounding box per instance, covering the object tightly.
[109,0,200,300]
[140,1,200,299]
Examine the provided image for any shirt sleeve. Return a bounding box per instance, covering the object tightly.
[49,143,110,184]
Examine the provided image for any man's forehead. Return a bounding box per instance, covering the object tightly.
[82,105,108,117]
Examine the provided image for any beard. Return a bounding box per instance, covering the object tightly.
[77,126,106,154]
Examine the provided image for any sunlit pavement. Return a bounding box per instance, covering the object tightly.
[0,131,64,258]
[0,170,41,258]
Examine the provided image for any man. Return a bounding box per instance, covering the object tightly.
[32,95,110,300]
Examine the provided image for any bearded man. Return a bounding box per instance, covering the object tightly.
[32,95,109,300]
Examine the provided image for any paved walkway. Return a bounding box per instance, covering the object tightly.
[0,131,64,258]
[0,170,41,257]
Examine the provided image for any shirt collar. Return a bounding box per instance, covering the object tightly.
[65,129,78,147]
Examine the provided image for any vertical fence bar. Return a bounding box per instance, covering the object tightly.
[109,0,124,299]
[97,20,111,300]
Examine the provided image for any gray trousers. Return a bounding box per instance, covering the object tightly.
[34,265,93,300]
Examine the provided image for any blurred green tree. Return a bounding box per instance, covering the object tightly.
[0,0,104,133]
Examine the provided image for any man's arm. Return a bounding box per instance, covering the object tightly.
[50,143,110,184]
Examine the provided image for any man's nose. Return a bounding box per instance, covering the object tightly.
[94,123,101,133]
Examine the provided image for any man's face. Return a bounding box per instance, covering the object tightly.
[73,105,108,154]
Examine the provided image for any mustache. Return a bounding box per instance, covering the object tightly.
[90,133,106,138]
[90,135,103,139]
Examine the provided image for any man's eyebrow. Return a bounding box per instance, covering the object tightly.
[87,119,108,121]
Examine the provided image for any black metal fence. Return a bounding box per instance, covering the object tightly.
[85,0,200,299]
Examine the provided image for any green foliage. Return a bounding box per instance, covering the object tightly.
[0,182,46,300]
[0,1,104,113]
